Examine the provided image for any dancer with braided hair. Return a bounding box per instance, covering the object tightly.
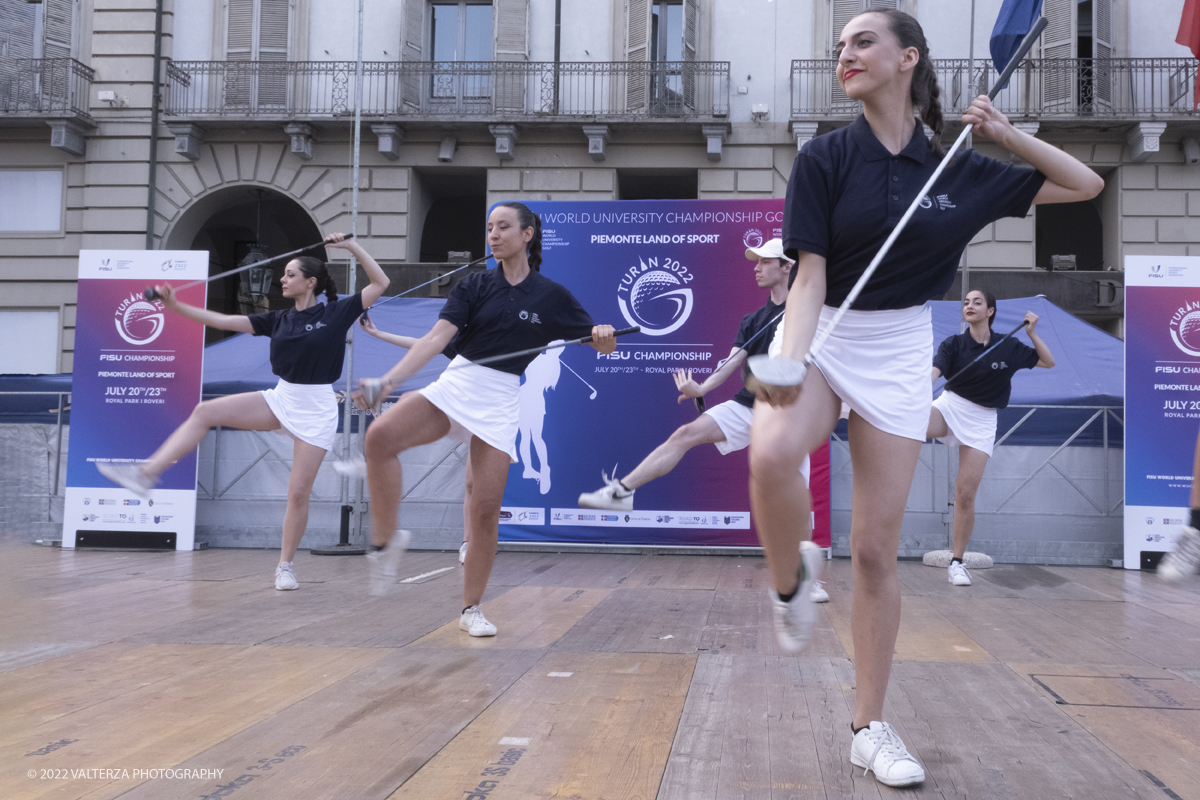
[355,203,618,637]
[748,9,1103,786]
[97,233,390,590]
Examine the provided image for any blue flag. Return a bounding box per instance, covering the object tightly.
[990,0,1045,83]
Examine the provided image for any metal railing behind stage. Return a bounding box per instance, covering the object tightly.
[829,404,1125,522]
[165,60,730,120]
[792,58,1198,121]
[0,58,95,121]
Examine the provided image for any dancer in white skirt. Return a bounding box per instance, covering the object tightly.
[928,290,1054,586]
[96,233,390,591]
[355,203,616,637]
[748,9,1102,788]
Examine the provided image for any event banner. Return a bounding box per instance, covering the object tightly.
[497,199,832,548]
[1124,255,1200,569]
[63,251,208,550]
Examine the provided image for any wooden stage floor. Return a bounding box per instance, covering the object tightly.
[2,540,1198,800]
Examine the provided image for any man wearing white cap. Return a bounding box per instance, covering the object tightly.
[578,239,826,601]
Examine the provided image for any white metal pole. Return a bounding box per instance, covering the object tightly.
[962,0,976,331]
[340,0,365,516]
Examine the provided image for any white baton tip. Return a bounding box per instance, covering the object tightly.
[747,355,808,387]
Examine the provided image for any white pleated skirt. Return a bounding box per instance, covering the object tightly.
[770,304,933,442]
[261,378,338,451]
[418,355,521,462]
[932,389,998,456]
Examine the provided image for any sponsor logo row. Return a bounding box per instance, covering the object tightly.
[499,508,751,529]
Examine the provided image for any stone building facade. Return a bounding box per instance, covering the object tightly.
[1,0,1197,373]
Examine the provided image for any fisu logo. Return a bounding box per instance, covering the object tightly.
[616,256,695,337]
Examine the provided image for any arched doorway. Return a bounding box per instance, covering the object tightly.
[164,186,323,343]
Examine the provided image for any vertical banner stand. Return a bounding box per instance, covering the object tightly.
[1123,255,1200,569]
[63,250,209,550]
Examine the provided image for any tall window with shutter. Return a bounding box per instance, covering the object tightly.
[422,1,498,112]
[626,0,694,115]
[225,0,291,109]
[1043,0,1111,114]
[492,0,526,112]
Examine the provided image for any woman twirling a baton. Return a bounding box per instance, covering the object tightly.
[356,203,617,638]
[97,234,390,591]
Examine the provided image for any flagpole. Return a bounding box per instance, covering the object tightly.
[962,0,976,331]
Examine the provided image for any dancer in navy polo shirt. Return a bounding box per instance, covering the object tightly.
[97,233,390,591]
[928,290,1054,586]
[355,203,617,638]
[748,9,1103,788]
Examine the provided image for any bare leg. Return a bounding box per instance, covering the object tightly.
[364,393,450,547]
[462,437,512,608]
[143,392,281,478]
[845,414,923,728]
[951,445,990,560]
[620,413,727,490]
[748,368,841,593]
[926,407,949,439]
[280,437,328,562]
[462,455,473,545]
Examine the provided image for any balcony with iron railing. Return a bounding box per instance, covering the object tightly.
[0,58,94,124]
[164,59,730,122]
[792,58,1199,121]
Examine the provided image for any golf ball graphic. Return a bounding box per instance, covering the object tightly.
[116,301,164,344]
[1180,310,1200,350]
[624,271,692,334]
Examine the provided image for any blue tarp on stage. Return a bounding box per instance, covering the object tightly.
[0,295,1124,446]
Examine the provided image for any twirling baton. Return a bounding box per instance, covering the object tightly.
[942,319,1030,388]
[748,16,1049,387]
[143,234,354,301]
[693,307,787,414]
[356,326,641,413]
[360,253,493,322]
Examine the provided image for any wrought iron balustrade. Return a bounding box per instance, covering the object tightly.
[792,58,1198,120]
[0,58,94,121]
[164,59,730,120]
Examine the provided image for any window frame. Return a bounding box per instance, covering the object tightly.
[0,166,67,239]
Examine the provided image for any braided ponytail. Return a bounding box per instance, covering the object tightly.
[862,9,945,156]
[294,255,338,303]
[496,201,543,272]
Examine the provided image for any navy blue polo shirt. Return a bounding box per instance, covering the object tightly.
[248,292,364,385]
[731,298,784,408]
[934,331,1040,409]
[783,116,1046,310]
[439,267,596,375]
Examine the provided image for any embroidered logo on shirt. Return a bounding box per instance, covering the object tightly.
[919,194,955,211]
[305,321,327,332]
[990,361,1007,370]
[519,310,529,320]
[531,313,541,324]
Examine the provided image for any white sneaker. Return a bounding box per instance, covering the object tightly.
[96,462,156,499]
[459,541,468,565]
[810,579,829,603]
[366,529,411,596]
[850,721,925,787]
[1159,525,1200,582]
[274,561,298,591]
[459,605,497,637]
[769,540,824,653]
[578,470,634,511]
[948,561,972,586]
